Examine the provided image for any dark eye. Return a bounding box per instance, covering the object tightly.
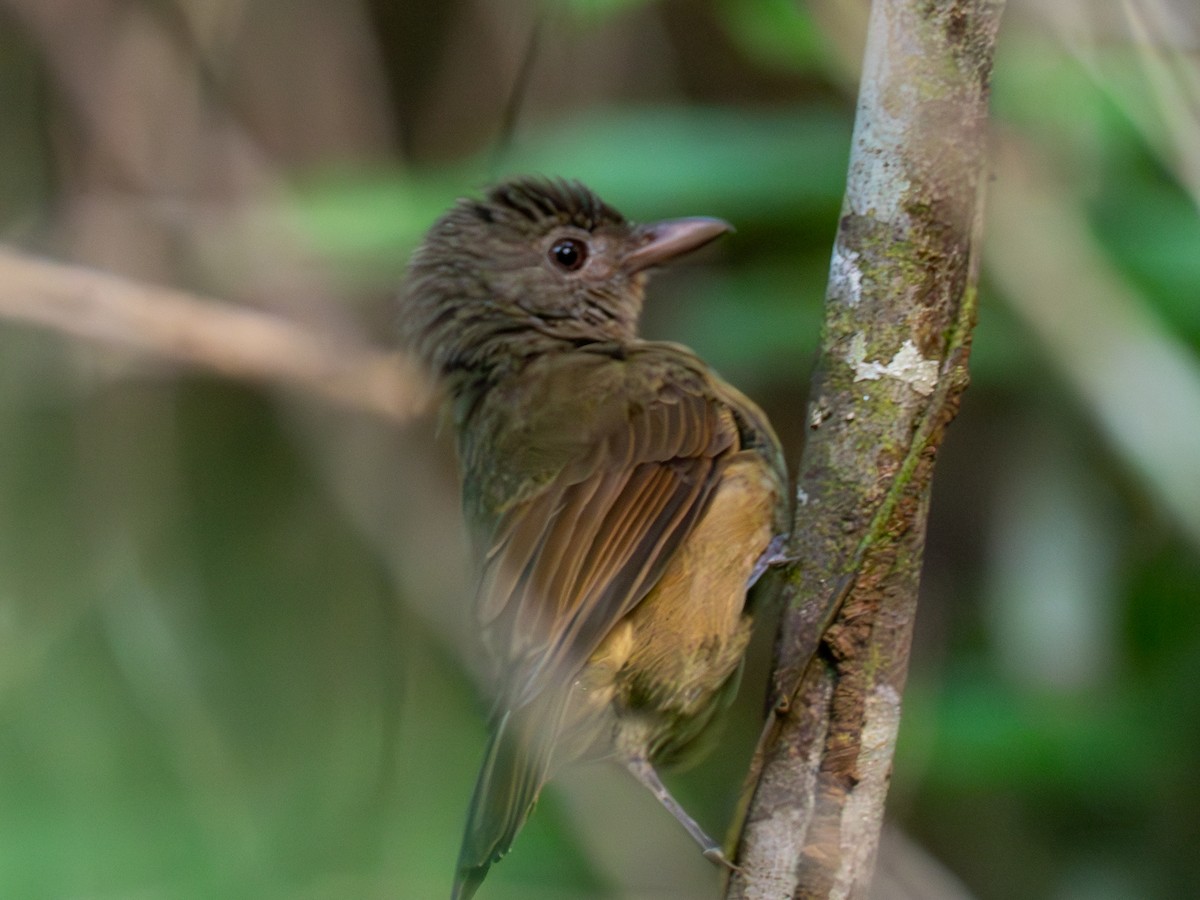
[549,238,588,271]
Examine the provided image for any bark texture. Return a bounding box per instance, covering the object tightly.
[727,2,1006,898]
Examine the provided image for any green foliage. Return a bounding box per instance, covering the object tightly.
[553,0,657,24]
[291,107,850,286]
[714,0,827,71]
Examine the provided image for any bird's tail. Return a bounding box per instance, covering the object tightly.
[451,690,570,900]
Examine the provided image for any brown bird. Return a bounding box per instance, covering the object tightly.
[399,177,788,900]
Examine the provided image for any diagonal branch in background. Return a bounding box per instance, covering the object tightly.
[0,245,432,422]
[727,1,1005,898]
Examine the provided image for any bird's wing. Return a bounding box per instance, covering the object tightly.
[473,358,739,708]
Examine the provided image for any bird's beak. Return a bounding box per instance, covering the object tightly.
[624,217,733,273]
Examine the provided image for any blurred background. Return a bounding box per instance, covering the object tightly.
[1,0,1198,897]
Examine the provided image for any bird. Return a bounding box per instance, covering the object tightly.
[398,176,789,899]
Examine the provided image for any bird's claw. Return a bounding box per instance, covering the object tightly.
[703,846,744,874]
[747,533,797,589]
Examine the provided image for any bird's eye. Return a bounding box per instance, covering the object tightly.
[549,238,588,272]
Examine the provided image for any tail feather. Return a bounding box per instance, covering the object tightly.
[450,863,487,900]
[452,692,570,899]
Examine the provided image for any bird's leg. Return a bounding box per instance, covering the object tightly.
[747,533,796,589]
[624,756,741,872]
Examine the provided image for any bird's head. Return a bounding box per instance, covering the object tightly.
[400,177,731,382]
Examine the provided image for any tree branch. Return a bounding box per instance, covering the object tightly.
[727,2,1005,897]
[0,245,431,422]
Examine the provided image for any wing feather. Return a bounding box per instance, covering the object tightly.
[476,380,734,706]
[529,461,708,694]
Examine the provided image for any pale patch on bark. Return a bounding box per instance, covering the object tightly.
[830,243,864,306]
[845,334,938,396]
[735,693,831,900]
[845,0,912,223]
[832,685,903,899]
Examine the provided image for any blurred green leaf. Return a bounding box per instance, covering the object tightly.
[714,0,827,71]
[648,262,825,389]
[1090,171,1200,346]
[908,673,1157,799]
[553,0,656,23]
[991,41,1141,158]
[290,106,851,284]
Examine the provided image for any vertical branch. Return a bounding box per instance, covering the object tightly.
[728,1,1005,898]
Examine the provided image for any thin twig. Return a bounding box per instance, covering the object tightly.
[0,245,432,422]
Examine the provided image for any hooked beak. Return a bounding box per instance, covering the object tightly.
[623,216,733,273]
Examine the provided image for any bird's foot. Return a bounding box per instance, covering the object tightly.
[626,756,741,871]
[747,534,798,589]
